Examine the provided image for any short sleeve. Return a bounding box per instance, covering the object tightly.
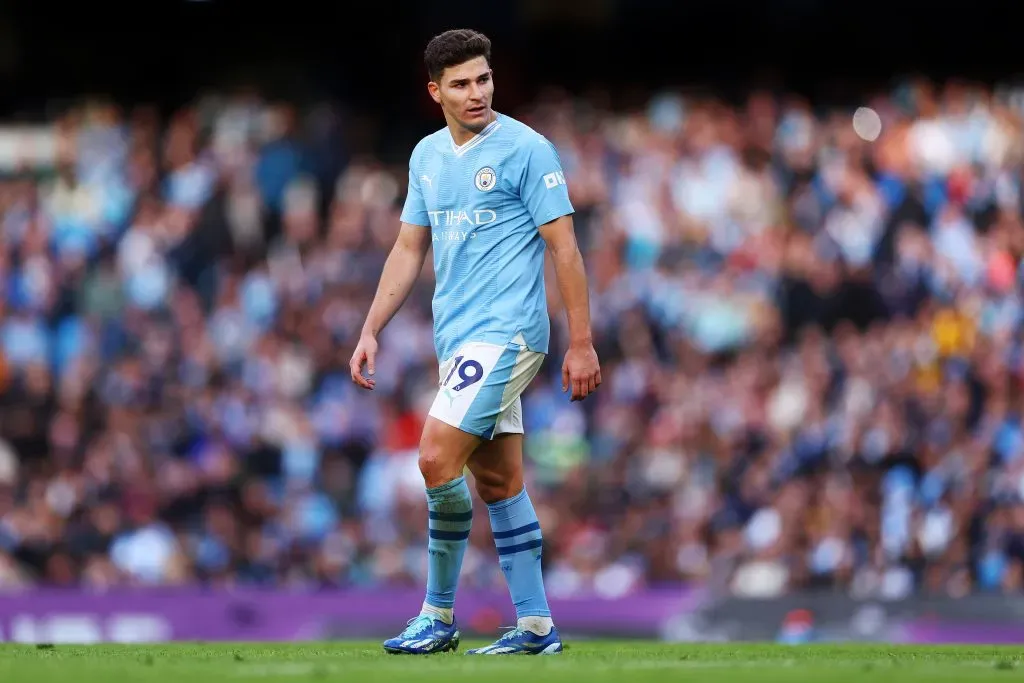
[518,137,575,228]
[400,157,429,227]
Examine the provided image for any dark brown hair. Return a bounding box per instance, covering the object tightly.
[424,29,492,82]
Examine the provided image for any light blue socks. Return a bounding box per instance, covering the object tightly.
[487,487,552,621]
[423,476,473,617]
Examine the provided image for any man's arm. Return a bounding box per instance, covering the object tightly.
[539,215,592,346]
[362,223,432,337]
[539,215,602,401]
[350,223,431,389]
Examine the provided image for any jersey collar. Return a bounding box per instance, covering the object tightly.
[449,114,502,157]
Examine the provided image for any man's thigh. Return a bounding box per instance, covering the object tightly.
[467,433,524,502]
[419,415,484,486]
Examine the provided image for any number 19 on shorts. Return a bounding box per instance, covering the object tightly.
[442,356,484,392]
[428,341,545,439]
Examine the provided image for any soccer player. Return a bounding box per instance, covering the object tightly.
[349,29,601,655]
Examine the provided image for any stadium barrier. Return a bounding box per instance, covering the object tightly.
[2,588,1023,643]
[666,592,1024,644]
[0,587,697,643]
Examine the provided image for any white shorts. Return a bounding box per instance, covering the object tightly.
[428,340,545,439]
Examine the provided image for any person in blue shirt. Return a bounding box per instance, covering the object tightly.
[350,29,601,655]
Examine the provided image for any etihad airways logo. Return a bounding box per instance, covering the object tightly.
[427,209,497,227]
[429,209,497,241]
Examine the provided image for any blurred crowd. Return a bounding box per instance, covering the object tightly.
[3,78,1024,600]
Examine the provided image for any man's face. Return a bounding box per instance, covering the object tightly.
[428,56,494,133]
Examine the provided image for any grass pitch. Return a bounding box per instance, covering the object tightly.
[1,642,1023,682]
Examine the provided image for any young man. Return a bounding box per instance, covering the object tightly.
[350,28,601,655]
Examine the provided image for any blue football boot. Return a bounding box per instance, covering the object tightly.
[382,615,460,654]
[466,626,563,655]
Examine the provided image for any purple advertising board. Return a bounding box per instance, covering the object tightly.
[0,587,699,643]
[2,588,1024,644]
[901,621,1024,645]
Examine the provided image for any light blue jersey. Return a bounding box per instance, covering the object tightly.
[400,113,574,363]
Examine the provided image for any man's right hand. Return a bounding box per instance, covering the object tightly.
[350,333,379,390]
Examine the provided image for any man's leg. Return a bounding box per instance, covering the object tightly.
[419,417,481,618]
[382,416,480,654]
[465,430,560,654]
[409,341,524,635]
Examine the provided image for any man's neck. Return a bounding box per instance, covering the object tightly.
[447,111,497,147]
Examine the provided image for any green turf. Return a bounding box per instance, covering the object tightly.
[1,642,1023,682]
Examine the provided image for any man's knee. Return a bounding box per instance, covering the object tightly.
[418,440,457,489]
[473,468,522,505]
[418,421,476,489]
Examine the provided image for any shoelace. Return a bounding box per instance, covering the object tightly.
[400,615,434,638]
[497,626,526,641]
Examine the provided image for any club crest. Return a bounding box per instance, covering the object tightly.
[474,166,497,192]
